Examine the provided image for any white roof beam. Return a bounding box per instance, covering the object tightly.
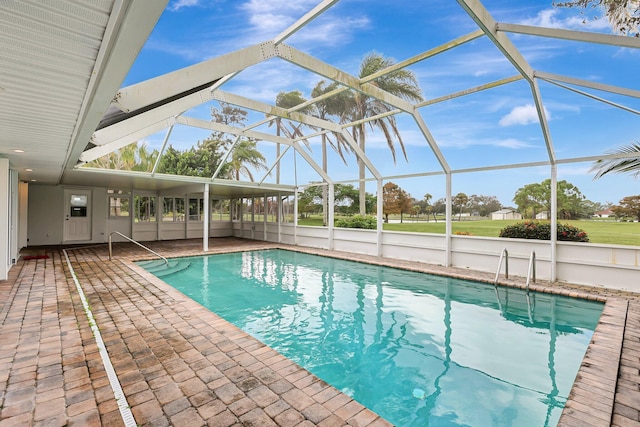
[273,0,339,45]
[275,44,416,113]
[338,130,381,180]
[456,0,533,81]
[457,1,555,164]
[112,42,276,113]
[211,135,241,180]
[361,29,485,84]
[411,112,451,173]
[497,23,640,49]
[536,71,640,99]
[259,146,292,184]
[93,88,216,145]
[418,75,523,107]
[211,90,344,133]
[80,117,177,163]
[176,116,294,146]
[543,79,640,116]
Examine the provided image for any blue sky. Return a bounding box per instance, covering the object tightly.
[122,0,640,207]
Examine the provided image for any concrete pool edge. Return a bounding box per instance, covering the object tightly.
[128,241,623,426]
[558,298,628,426]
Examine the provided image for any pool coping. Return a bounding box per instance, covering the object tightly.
[129,242,628,426]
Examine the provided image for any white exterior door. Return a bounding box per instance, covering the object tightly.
[64,189,92,242]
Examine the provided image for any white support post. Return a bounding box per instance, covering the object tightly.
[376,179,384,257]
[445,173,452,267]
[203,184,209,251]
[550,165,558,282]
[294,188,299,246]
[264,193,268,241]
[277,192,282,244]
[328,183,335,250]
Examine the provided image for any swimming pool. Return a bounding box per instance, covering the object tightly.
[138,249,603,426]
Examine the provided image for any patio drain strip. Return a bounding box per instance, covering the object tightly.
[62,249,136,427]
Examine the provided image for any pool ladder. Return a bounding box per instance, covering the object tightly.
[495,248,536,290]
[494,248,508,284]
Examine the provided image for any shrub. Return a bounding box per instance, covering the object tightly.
[335,215,377,229]
[499,220,589,242]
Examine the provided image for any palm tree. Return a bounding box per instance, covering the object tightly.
[591,142,640,179]
[225,139,267,181]
[347,52,424,215]
[86,142,158,172]
[311,79,353,225]
[269,91,312,184]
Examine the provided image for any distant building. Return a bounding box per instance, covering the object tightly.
[536,211,549,220]
[595,209,615,218]
[491,209,522,220]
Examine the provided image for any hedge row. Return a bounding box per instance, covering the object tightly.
[335,215,377,229]
[499,220,589,242]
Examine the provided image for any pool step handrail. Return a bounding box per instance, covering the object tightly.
[108,231,168,265]
[525,251,536,290]
[494,248,508,284]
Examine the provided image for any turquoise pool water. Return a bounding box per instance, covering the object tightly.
[138,249,603,427]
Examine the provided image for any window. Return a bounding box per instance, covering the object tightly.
[108,189,130,218]
[189,198,204,221]
[281,195,294,223]
[162,197,185,222]
[134,195,156,222]
[211,199,230,221]
[266,196,278,223]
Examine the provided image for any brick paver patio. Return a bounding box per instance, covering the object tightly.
[0,238,638,426]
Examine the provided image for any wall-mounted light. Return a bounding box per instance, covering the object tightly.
[25,168,33,172]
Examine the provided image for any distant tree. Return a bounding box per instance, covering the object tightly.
[513,182,546,219]
[157,142,223,177]
[298,186,323,219]
[467,194,502,217]
[554,0,640,37]
[590,142,640,179]
[453,193,469,220]
[412,205,421,218]
[382,182,412,223]
[612,195,640,221]
[432,198,446,216]
[334,184,359,215]
[513,179,587,219]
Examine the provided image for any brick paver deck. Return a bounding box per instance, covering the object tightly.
[0,238,638,426]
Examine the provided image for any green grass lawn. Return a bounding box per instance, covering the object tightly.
[298,215,640,246]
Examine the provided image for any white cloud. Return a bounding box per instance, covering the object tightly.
[499,104,549,127]
[169,0,200,12]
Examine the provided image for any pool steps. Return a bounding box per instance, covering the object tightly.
[137,259,191,277]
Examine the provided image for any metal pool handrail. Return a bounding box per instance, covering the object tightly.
[108,231,168,265]
[526,251,536,290]
[494,248,508,284]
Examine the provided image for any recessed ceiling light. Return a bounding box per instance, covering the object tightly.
[25,168,33,172]
[30,179,37,182]
[13,149,24,153]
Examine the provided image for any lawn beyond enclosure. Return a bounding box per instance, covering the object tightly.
[298,216,640,246]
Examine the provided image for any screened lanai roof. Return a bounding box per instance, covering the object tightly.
[2,0,639,200]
